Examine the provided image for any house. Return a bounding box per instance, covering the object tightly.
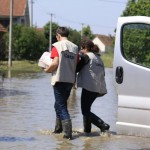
[93,34,113,53]
[0,0,30,29]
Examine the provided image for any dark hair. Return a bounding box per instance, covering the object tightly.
[92,45,100,53]
[56,27,69,37]
[80,40,100,53]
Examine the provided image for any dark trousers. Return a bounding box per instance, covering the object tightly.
[53,82,73,120]
[81,88,99,116]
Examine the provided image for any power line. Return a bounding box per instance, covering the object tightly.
[31,0,126,34]
[56,15,80,25]
[31,0,126,28]
[56,15,114,29]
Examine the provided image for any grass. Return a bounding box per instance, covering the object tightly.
[101,50,114,68]
[0,60,41,73]
[0,51,114,73]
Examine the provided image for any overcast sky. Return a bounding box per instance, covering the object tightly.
[28,0,128,35]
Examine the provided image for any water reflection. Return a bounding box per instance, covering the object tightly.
[0,68,150,150]
[0,137,35,142]
[0,88,27,97]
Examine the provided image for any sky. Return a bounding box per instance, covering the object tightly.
[28,0,128,36]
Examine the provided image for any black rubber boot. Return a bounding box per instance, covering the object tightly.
[53,118,63,134]
[90,112,110,132]
[62,119,72,140]
[83,116,91,133]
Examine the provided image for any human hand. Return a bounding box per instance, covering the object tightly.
[44,68,49,72]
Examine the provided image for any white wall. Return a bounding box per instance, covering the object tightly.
[93,37,106,52]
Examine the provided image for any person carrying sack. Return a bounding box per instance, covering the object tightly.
[44,27,78,140]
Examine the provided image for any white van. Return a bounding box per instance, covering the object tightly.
[113,16,150,137]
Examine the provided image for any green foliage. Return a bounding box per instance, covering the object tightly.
[82,25,94,40]
[101,50,114,68]
[2,23,94,62]
[44,22,81,47]
[120,0,150,67]
[123,24,150,67]
[44,22,59,46]
[122,0,150,16]
[4,25,47,60]
[68,28,81,47]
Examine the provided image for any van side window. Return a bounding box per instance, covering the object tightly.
[122,23,150,68]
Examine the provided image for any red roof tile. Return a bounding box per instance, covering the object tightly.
[0,0,27,17]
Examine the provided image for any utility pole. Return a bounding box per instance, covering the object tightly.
[48,13,54,51]
[30,0,34,27]
[8,0,13,67]
[81,23,84,40]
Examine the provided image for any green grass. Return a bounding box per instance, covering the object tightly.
[0,60,41,73]
[101,50,114,68]
[0,51,114,73]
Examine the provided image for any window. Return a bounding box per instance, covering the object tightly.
[122,23,150,68]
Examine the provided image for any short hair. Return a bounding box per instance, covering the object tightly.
[56,27,69,37]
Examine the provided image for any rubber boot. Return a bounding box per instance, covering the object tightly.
[53,118,63,134]
[90,112,110,132]
[62,119,72,140]
[83,116,91,133]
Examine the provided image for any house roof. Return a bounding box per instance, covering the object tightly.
[94,34,113,46]
[0,0,27,17]
[0,23,7,32]
[36,28,44,32]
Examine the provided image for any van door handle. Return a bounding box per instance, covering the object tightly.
[115,66,123,84]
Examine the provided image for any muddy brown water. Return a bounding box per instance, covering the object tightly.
[0,68,150,150]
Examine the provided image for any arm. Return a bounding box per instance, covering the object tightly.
[44,56,59,73]
[44,46,59,73]
[76,54,89,73]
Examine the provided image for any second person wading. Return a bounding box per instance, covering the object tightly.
[76,40,110,134]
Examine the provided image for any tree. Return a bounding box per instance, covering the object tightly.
[114,0,150,33]
[68,28,81,47]
[121,0,150,67]
[44,22,82,47]
[82,25,94,40]
[122,0,150,17]
[123,24,150,66]
[4,25,47,60]
[44,22,59,47]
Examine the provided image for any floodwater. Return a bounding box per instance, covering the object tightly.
[0,68,150,150]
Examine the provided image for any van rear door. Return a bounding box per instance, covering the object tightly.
[113,16,150,137]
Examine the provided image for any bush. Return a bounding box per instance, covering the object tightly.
[4,25,48,61]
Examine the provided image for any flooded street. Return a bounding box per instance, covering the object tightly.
[0,68,150,150]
